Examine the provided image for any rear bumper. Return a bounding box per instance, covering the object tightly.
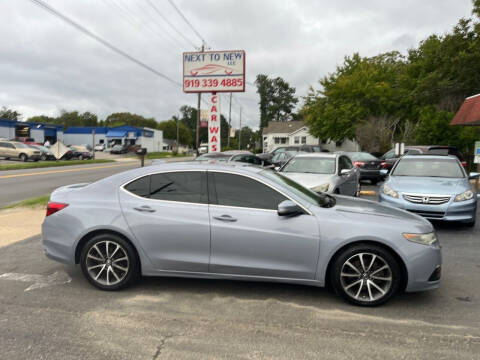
[379,193,477,221]
[359,169,382,180]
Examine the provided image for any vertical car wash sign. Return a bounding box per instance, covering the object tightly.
[208,94,220,152]
[183,50,245,93]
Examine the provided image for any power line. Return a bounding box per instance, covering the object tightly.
[145,0,197,48]
[29,0,181,87]
[167,0,206,46]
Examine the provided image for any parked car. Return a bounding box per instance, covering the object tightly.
[28,144,56,161]
[258,145,323,161]
[347,152,384,185]
[279,153,360,196]
[195,151,266,166]
[94,144,105,152]
[42,162,441,306]
[380,145,466,172]
[270,150,300,168]
[0,140,41,162]
[110,144,129,154]
[70,145,93,160]
[379,154,479,226]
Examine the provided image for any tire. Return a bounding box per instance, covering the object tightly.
[464,219,476,227]
[80,233,139,291]
[371,179,378,185]
[330,244,401,306]
[41,154,47,161]
[19,153,27,162]
[78,154,84,160]
[354,182,361,197]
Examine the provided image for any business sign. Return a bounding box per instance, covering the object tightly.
[183,50,245,93]
[208,93,220,152]
[474,141,480,163]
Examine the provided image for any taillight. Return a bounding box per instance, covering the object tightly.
[46,202,68,216]
[353,161,365,167]
[380,162,388,168]
[461,161,467,168]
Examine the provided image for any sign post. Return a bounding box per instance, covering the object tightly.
[183,50,245,153]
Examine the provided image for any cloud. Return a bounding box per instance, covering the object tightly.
[0,0,473,129]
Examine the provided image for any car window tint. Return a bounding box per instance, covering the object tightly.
[339,156,352,171]
[150,172,207,204]
[0,142,6,148]
[383,150,395,159]
[212,172,287,210]
[124,175,150,197]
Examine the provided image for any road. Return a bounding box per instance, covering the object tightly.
[0,159,192,207]
[0,214,479,359]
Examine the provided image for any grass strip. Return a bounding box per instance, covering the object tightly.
[3,195,50,209]
[0,159,114,171]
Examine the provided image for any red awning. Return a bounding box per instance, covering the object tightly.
[450,94,480,126]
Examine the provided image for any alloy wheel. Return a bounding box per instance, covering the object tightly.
[340,252,392,302]
[85,240,129,286]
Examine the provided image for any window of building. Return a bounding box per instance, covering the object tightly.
[294,136,300,144]
[211,173,287,210]
[280,137,287,144]
[301,136,307,144]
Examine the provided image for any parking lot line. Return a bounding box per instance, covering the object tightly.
[0,163,134,180]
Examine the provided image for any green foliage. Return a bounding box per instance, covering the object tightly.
[0,159,113,171]
[157,118,193,146]
[0,106,21,121]
[255,74,298,127]
[104,112,157,128]
[146,152,187,159]
[3,195,50,209]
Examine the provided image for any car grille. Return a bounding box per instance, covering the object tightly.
[402,193,450,205]
[407,210,445,218]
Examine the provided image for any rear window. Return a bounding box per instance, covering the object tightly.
[282,157,336,174]
[348,152,377,161]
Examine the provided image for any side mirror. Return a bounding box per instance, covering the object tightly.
[380,169,388,176]
[274,166,280,171]
[340,169,350,176]
[469,172,480,180]
[277,200,302,217]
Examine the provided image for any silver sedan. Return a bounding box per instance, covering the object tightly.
[42,162,441,306]
[279,153,361,196]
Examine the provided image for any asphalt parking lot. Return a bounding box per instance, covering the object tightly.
[1,184,480,359]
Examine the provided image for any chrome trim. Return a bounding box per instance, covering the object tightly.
[402,192,451,205]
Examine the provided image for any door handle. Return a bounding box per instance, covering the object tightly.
[133,206,156,213]
[213,215,237,222]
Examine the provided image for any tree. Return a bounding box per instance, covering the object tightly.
[104,112,157,128]
[157,118,193,146]
[255,74,298,128]
[27,115,56,123]
[0,106,21,121]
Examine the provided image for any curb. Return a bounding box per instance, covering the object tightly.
[359,190,377,196]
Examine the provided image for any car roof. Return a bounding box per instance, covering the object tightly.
[401,154,458,160]
[294,152,338,158]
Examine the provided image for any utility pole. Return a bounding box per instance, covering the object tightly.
[238,107,242,150]
[195,43,205,154]
[176,115,179,153]
[227,92,232,147]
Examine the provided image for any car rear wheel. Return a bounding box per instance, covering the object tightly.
[331,244,401,306]
[19,153,27,162]
[78,154,84,160]
[80,234,139,291]
[41,154,47,161]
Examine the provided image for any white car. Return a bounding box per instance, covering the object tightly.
[94,144,105,151]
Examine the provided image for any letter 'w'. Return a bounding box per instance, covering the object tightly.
[209,127,219,134]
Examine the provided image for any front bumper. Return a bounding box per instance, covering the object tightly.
[379,192,477,222]
[404,241,442,292]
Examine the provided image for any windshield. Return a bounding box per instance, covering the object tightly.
[261,169,333,207]
[348,152,377,161]
[392,158,464,178]
[282,157,335,174]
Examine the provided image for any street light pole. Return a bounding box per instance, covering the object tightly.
[195,43,205,154]
[227,92,232,148]
[238,107,242,150]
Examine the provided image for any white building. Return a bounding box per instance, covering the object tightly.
[262,121,359,153]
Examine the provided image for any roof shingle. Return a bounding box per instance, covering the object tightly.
[450,94,480,126]
[262,121,306,134]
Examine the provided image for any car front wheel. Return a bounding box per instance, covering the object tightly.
[331,244,401,306]
[80,234,139,290]
[19,153,28,162]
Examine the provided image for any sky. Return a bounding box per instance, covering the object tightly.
[0,0,474,129]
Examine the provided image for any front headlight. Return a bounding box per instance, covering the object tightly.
[382,184,398,198]
[454,190,474,202]
[403,232,437,245]
[311,183,330,193]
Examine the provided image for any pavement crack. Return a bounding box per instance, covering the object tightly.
[152,335,173,360]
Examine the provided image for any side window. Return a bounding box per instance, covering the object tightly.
[405,149,421,155]
[124,175,150,198]
[124,172,207,204]
[383,150,395,159]
[344,156,353,169]
[339,156,352,171]
[211,173,287,210]
[0,142,6,148]
[6,143,15,149]
[150,172,207,204]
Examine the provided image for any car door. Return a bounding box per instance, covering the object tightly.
[0,142,8,157]
[208,171,320,280]
[338,156,356,195]
[119,170,211,272]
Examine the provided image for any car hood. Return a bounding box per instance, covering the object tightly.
[281,172,336,189]
[389,176,466,194]
[332,195,432,227]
